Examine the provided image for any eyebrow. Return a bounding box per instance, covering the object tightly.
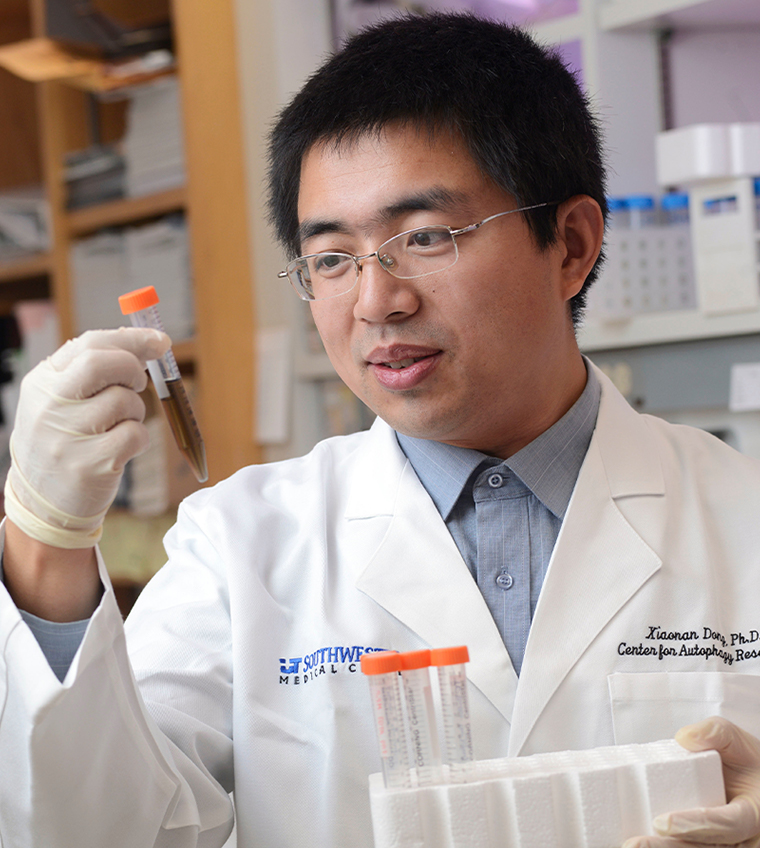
[296,187,472,247]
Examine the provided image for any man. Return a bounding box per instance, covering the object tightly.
[2,12,760,848]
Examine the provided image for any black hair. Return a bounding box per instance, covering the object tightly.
[267,11,607,325]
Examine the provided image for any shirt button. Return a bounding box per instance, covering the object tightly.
[496,572,514,589]
[488,473,504,488]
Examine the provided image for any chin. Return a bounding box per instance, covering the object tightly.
[379,412,452,442]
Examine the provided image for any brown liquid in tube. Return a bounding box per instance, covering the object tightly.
[161,378,208,483]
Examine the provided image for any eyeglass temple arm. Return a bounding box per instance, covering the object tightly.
[449,201,556,237]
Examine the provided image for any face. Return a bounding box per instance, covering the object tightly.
[297,125,587,457]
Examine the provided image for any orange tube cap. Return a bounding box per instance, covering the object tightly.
[430,645,469,666]
[119,285,160,315]
[360,651,402,675]
[399,649,431,670]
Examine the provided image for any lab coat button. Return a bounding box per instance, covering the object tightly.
[496,572,514,589]
[488,473,504,488]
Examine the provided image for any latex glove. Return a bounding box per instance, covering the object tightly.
[623,716,760,848]
[4,327,170,549]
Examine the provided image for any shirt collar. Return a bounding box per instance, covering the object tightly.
[396,360,601,521]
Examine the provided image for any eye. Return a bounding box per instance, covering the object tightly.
[313,253,353,277]
[406,228,450,251]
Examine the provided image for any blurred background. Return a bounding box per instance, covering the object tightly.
[0,0,759,613]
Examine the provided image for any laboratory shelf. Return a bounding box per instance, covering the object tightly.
[579,308,760,352]
[66,186,187,237]
[0,252,51,283]
[599,0,760,31]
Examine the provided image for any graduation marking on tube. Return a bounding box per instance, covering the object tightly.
[431,645,473,768]
[361,650,412,789]
[399,649,443,786]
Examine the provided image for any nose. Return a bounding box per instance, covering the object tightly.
[352,256,421,323]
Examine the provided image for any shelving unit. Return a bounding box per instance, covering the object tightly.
[527,0,760,355]
[598,0,760,31]
[66,186,186,236]
[0,252,50,283]
[0,0,260,487]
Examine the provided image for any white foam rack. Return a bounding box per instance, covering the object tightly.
[369,739,725,848]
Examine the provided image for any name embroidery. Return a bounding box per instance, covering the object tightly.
[617,626,760,666]
[278,645,388,684]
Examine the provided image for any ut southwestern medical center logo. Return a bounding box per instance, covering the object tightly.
[279,645,388,685]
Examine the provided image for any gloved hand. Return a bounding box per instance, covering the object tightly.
[4,327,171,549]
[623,716,760,848]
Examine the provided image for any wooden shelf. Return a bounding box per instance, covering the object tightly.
[599,0,760,31]
[172,336,196,366]
[0,0,260,484]
[66,186,186,236]
[0,251,51,283]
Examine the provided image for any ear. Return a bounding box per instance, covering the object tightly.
[554,195,605,302]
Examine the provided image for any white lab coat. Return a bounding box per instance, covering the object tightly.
[3,364,760,848]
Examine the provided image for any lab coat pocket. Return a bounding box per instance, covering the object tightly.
[608,672,760,743]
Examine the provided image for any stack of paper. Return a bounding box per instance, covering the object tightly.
[71,215,194,341]
[65,145,126,209]
[0,186,50,260]
[71,230,127,331]
[122,76,186,197]
[125,214,194,341]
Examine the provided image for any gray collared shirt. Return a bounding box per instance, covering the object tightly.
[397,363,601,674]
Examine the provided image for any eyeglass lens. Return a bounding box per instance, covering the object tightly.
[288,226,459,300]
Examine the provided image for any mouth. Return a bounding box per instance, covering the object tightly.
[366,346,443,390]
[381,356,428,370]
[367,344,441,364]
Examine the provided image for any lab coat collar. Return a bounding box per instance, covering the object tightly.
[344,417,407,519]
[348,418,520,726]
[590,363,666,500]
[347,364,664,739]
[508,363,664,754]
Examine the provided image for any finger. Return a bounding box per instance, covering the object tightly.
[676,717,760,767]
[622,837,760,848]
[56,420,152,518]
[47,347,153,400]
[49,327,170,372]
[81,418,152,480]
[654,797,760,844]
[49,385,147,437]
[92,418,152,472]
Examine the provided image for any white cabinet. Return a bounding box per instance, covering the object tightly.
[528,0,760,352]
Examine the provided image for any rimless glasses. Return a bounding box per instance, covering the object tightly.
[278,202,556,301]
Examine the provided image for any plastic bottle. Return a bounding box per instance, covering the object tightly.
[661,192,690,226]
[626,195,656,228]
[360,651,411,789]
[430,645,473,770]
[703,195,738,216]
[607,197,629,230]
[399,649,442,786]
